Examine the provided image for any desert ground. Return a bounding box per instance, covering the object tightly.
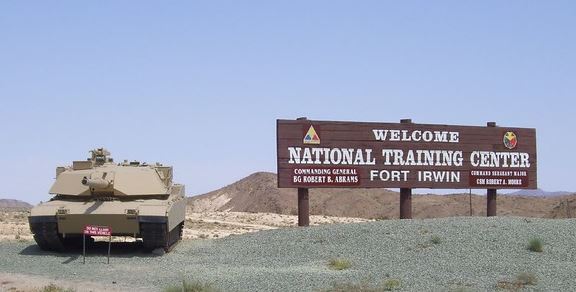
[0,207,370,243]
[1,171,574,291]
[1,215,576,291]
[0,207,370,292]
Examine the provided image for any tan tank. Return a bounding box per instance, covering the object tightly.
[28,148,186,252]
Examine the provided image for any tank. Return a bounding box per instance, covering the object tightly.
[28,148,186,252]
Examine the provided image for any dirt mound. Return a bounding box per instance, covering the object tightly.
[548,195,576,218]
[188,172,576,219]
[188,172,398,218]
[0,199,32,209]
[189,172,293,214]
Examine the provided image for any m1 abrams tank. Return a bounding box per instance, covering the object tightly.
[28,148,186,252]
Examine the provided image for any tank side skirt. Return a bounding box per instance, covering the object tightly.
[28,216,58,224]
[140,221,183,251]
[138,216,168,223]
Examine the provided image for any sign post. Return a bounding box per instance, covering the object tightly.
[486,122,498,216]
[295,117,311,227]
[277,119,537,222]
[399,119,413,219]
[298,188,309,226]
[83,225,112,264]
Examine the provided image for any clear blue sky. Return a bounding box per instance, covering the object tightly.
[1,1,574,203]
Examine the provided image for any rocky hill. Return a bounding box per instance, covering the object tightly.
[188,172,576,219]
[0,199,32,209]
[508,188,572,197]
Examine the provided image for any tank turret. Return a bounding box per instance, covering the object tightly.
[49,148,173,197]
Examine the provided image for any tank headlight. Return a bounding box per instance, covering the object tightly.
[125,209,138,215]
[57,208,69,215]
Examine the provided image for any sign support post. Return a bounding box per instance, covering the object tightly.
[486,122,498,217]
[83,234,86,264]
[295,117,311,227]
[399,119,413,219]
[298,188,310,226]
[107,234,111,264]
[83,225,112,264]
[487,189,497,217]
[400,188,412,219]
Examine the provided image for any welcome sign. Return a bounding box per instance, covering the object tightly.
[277,119,537,189]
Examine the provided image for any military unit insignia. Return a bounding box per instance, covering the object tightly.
[303,125,320,144]
[503,131,518,149]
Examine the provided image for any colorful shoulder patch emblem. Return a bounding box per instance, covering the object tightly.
[303,125,320,144]
[503,131,517,149]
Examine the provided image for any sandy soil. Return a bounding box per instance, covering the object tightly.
[0,208,372,244]
[184,210,372,239]
[0,210,33,242]
[0,272,127,292]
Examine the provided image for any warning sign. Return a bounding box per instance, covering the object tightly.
[83,225,112,236]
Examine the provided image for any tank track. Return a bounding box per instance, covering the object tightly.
[30,222,65,252]
[30,221,183,253]
[141,222,183,252]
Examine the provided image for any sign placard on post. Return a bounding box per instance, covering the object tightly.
[83,225,112,264]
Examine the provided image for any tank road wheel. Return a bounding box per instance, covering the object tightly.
[32,233,50,251]
[30,222,65,252]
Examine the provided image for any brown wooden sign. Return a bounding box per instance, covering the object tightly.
[277,119,537,189]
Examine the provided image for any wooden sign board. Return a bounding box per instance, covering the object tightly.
[277,119,537,189]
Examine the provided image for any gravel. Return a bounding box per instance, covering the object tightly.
[2,217,576,291]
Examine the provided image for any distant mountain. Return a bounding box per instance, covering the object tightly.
[188,172,576,219]
[507,188,572,197]
[0,199,33,209]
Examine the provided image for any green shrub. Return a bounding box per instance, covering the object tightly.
[41,283,75,292]
[324,282,377,292]
[383,278,401,291]
[164,280,218,292]
[430,235,442,245]
[323,278,401,292]
[328,258,352,270]
[527,238,543,252]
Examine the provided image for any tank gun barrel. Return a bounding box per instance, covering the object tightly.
[81,177,111,189]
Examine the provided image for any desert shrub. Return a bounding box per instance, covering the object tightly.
[325,283,382,292]
[516,272,538,286]
[41,283,75,292]
[527,238,543,252]
[328,258,352,270]
[496,272,538,291]
[164,280,218,292]
[383,278,401,291]
[430,235,442,244]
[323,279,401,292]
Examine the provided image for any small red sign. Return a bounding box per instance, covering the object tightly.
[83,225,112,236]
